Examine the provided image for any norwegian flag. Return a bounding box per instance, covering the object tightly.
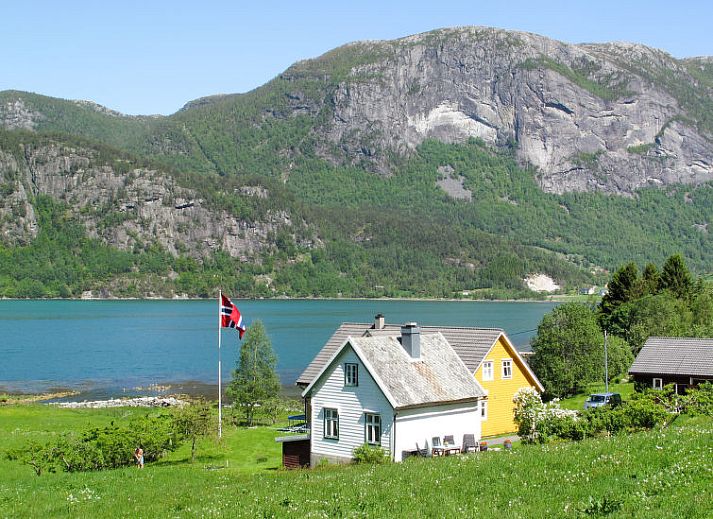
[220,293,246,339]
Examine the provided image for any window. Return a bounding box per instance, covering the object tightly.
[481,400,488,420]
[502,359,512,379]
[653,378,663,390]
[324,408,339,439]
[365,413,381,445]
[482,361,493,381]
[345,363,359,387]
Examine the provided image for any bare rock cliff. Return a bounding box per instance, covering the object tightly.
[0,141,288,257]
[309,28,713,194]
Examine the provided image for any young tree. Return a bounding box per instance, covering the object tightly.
[172,400,212,462]
[659,254,693,300]
[226,320,280,426]
[529,303,605,399]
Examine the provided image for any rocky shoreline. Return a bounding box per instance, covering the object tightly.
[51,396,187,409]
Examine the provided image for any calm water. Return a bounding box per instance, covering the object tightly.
[0,299,557,398]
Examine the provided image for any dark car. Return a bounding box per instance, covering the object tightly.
[584,392,622,410]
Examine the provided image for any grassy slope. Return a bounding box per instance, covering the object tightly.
[1,404,711,518]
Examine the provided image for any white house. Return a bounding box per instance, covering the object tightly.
[301,323,486,464]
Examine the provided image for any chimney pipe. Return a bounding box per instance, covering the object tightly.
[374,313,385,330]
[401,322,421,359]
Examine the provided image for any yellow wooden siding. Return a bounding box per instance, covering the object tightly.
[475,336,540,437]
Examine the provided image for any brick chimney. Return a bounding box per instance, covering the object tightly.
[374,313,385,330]
[401,322,421,359]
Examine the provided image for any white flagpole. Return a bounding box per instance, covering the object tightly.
[218,289,222,439]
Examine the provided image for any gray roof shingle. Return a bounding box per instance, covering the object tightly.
[305,333,486,409]
[629,337,713,377]
[296,323,503,386]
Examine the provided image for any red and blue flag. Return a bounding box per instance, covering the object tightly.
[220,293,246,339]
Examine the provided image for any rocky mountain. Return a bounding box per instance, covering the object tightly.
[0,132,293,259]
[4,28,713,195]
[1,27,712,298]
[292,28,713,194]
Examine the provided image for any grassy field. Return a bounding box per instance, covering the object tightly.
[559,382,637,411]
[1,403,711,518]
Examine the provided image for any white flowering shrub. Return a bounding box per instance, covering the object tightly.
[513,387,579,443]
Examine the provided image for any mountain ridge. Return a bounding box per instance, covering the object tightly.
[1,27,712,298]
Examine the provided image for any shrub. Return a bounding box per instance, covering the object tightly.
[681,382,713,416]
[513,387,580,443]
[6,441,56,476]
[352,444,389,464]
[7,413,180,474]
[618,397,669,430]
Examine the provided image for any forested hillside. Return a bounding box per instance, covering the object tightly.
[1,27,713,298]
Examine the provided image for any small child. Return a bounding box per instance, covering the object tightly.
[134,447,144,469]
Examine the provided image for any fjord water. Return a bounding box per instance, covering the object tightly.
[0,299,557,398]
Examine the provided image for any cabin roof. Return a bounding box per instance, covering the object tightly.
[629,337,713,377]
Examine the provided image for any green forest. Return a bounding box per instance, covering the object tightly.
[2,131,713,298]
[2,34,713,299]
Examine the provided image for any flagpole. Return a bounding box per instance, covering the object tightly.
[218,289,222,439]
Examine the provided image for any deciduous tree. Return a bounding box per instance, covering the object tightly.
[530,303,607,399]
[227,320,281,426]
[172,400,212,462]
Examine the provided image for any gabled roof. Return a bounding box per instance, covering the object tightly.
[629,337,713,377]
[301,332,486,409]
[296,323,503,386]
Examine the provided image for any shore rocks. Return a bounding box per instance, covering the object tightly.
[52,396,187,409]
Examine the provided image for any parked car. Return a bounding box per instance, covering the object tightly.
[584,392,622,410]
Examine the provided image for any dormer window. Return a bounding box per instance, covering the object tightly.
[345,363,359,387]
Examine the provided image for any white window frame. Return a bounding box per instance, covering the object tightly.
[502,359,513,380]
[482,361,494,381]
[364,413,381,446]
[344,363,359,387]
[481,400,488,420]
[324,408,339,439]
[653,378,663,390]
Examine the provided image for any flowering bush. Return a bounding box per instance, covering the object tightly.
[513,387,579,443]
[514,385,682,445]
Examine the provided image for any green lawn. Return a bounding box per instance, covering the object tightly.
[1,404,711,518]
[559,381,637,410]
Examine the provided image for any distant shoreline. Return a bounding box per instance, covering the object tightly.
[0,295,585,303]
[1,381,303,403]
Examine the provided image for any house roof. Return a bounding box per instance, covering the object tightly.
[629,337,713,377]
[301,332,486,409]
[296,323,503,386]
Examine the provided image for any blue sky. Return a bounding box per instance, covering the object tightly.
[3,1,711,115]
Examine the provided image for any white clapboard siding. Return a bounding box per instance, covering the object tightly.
[310,346,393,461]
[394,402,481,461]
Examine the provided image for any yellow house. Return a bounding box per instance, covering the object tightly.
[296,316,544,438]
[472,333,544,437]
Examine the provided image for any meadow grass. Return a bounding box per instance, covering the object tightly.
[559,382,637,411]
[0,404,710,518]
